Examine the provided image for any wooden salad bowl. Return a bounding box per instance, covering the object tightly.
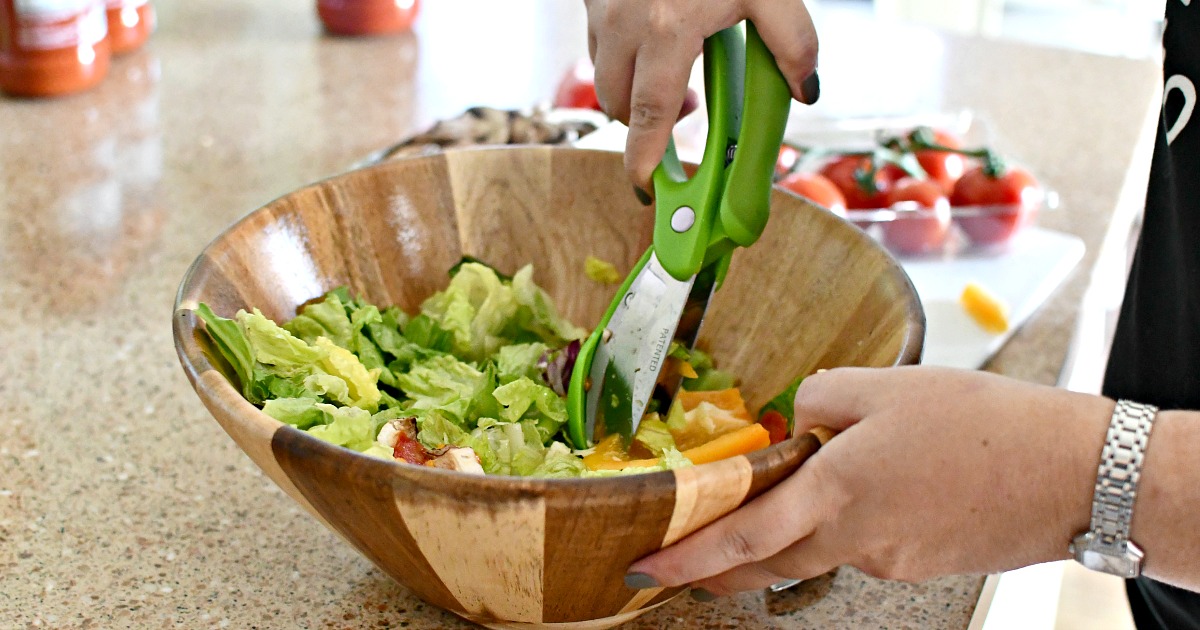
[172,146,924,629]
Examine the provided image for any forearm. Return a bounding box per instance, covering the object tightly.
[1132,409,1200,590]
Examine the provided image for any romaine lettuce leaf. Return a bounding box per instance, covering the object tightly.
[262,396,324,429]
[531,441,588,478]
[510,265,587,346]
[305,404,378,452]
[632,414,677,457]
[415,409,470,451]
[465,419,548,476]
[494,342,549,384]
[313,337,382,412]
[396,354,492,423]
[195,304,257,402]
[491,377,567,443]
[284,292,353,349]
[238,308,325,375]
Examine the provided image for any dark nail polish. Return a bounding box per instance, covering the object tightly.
[633,186,652,206]
[690,588,718,602]
[800,71,821,105]
[624,572,660,589]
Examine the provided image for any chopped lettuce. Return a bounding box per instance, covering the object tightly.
[197,260,756,478]
[196,304,257,401]
[415,409,470,451]
[531,442,588,478]
[396,354,494,423]
[465,419,548,476]
[285,292,354,349]
[494,342,549,384]
[305,404,378,451]
[510,265,588,345]
[238,308,325,375]
[632,414,677,457]
[491,377,567,443]
[262,396,324,429]
[666,397,752,451]
[674,345,737,392]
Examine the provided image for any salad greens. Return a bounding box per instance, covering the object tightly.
[198,260,783,478]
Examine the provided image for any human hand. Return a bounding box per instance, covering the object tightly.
[627,366,1113,597]
[583,0,821,192]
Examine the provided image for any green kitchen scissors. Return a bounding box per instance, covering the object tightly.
[565,22,793,448]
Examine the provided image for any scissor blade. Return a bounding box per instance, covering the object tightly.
[658,263,718,401]
[584,252,695,443]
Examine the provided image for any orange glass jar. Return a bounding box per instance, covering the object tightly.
[0,0,110,97]
[317,0,419,36]
[104,0,152,54]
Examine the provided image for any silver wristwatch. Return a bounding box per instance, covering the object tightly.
[1069,399,1158,578]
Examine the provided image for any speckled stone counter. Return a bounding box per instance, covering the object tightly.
[0,1,1158,628]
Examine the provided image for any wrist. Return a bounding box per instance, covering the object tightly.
[1059,395,1116,556]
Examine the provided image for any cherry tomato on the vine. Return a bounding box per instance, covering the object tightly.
[950,166,1040,246]
[819,155,903,210]
[915,129,967,194]
[881,178,952,255]
[778,171,847,217]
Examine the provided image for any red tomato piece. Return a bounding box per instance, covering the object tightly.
[915,129,967,195]
[778,171,847,217]
[758,411,789,445]
[950,166,1040,246]
[881,178,952,255]
[393,434,431,465]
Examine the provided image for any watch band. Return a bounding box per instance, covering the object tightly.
[1088,399,1159,548]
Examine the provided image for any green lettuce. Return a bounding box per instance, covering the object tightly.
[262,396,324,429]
[238,308,325,375]
[492,377,567,443]
[195,304,257,401]
[510,265,588,345]
[632,415,677,457]
[465,419,547,476]
[531,442,588,478]
[396,355,496,423]
[494,342,548,384]
[415,409,470,451]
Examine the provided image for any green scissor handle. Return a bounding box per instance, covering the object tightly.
[652,22,793,282]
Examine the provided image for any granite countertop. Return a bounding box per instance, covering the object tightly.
[0,1,1159,628]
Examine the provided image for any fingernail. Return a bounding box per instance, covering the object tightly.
[690,588,719,602]
[633,186,652,206]
[800,71,821,105]
[624,572,660,589]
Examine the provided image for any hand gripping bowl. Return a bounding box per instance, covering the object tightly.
[172,146,924,629]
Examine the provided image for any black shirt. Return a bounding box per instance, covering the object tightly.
[1102,1,1200,627]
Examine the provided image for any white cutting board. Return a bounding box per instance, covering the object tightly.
[574,123,1086,370]
[901,227,1084,369]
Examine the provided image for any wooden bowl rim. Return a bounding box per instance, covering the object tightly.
[172,145,924,492]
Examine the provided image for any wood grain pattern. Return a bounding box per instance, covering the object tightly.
[172,147,924,629]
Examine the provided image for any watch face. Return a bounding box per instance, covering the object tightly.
[1081,549,1139,579]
